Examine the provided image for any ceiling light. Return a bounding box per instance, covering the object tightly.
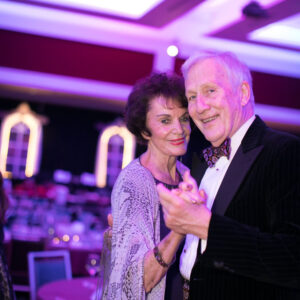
[167,45,179,57]
[32,0,164,19]
[248,13,300,49]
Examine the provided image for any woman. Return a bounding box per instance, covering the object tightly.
[102,73,191,299]
[0,172,15,300]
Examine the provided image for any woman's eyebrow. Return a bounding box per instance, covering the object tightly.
[156,113,170,117]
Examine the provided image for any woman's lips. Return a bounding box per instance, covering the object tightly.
[170,138,185,145]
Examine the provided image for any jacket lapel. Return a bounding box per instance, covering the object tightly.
[211,144,263,215]
[211,116,266,215]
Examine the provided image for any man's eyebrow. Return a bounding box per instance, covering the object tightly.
[186,89,196,94]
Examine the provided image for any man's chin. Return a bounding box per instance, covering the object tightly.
[203,134,223,145]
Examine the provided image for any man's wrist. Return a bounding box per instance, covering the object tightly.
[190,206,211,239]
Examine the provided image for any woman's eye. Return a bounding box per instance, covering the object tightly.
[208,89,215,94]
[161,119,170,124]
[181,116,190,122]
[188,95,196,101]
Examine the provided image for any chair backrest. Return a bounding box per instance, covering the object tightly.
[28,250,72,300]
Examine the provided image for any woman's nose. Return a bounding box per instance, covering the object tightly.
[173,120,184,134]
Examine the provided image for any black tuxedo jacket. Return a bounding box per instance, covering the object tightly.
[188,116,300,300]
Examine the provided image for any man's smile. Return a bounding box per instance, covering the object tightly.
[201,115,218,124]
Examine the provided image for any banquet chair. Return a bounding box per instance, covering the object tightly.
[11,238,45,293]
[27,250,72,300]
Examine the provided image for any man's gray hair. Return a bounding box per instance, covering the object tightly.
[181,51,255,104]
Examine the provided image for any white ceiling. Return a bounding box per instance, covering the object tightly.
[1,0,299,76]
[248,12,300,49]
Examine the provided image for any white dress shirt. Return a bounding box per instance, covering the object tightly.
[180,115,255,280]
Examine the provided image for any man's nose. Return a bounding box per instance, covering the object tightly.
[195,95,210,113]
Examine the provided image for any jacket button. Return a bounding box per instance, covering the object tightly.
[213,261,224,269]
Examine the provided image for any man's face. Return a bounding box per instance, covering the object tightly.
[185,58,248,147]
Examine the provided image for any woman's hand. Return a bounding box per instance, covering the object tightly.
[171,170,207,205]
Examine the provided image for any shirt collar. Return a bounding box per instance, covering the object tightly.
[230,115,255,160]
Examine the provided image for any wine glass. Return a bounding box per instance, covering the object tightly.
[85,253,101,277]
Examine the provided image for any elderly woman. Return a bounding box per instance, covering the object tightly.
[102,73,191,299]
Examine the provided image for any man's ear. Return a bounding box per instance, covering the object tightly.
[240,81,251,106]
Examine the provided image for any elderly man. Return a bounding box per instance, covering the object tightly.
[157,51,300,299]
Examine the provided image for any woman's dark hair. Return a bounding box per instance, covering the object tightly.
[125,72,187,144]
[0,172,9,224]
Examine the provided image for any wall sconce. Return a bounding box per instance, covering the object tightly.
[0,103,47,178]
[95,124,136,188]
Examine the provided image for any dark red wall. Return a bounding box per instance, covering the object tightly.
[0,29,154,86]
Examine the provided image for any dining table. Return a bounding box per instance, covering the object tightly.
[37,277,102,300]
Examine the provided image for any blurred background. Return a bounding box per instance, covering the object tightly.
[0,0,299,299]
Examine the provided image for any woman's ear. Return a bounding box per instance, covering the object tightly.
[141,130,151,141]
[240,81,251,106]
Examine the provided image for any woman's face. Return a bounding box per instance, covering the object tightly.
[143,96,190,158]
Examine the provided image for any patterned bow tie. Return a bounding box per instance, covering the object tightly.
[203,138,231,168]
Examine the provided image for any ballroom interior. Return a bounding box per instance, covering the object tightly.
[0,0,299,299]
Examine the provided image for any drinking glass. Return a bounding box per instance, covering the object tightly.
[85,253,101,277]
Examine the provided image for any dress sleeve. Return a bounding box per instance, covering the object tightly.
[104,166,165,300]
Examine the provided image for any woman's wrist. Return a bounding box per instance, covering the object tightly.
[153,246,175,268]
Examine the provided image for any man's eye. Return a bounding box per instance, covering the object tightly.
[208,89,215,93]
[161,119,170,124]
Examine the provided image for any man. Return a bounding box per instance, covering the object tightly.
[157,51,300,299]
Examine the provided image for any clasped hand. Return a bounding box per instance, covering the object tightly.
[157,170,212,239]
